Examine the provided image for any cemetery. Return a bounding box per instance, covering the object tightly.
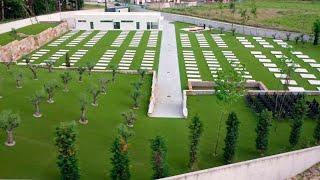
[0,5,320,180]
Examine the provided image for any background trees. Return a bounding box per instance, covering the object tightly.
[0,110,20,147]
[313,19,320,45]
[0,0,84,21]
[150,136,169,179]
[55,121,80,180]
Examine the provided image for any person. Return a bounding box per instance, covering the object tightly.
[203,24,206,29]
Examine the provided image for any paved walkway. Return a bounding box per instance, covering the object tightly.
[150,20,183,118]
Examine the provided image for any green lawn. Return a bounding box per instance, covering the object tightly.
[0,23,59,46]
[0,65,318,179]
[21,30,162,71]
[175,22,320,90]
[161,0,320,33]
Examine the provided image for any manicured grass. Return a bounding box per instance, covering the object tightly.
[161,0,320,33]
[175,22,320,90]
[0,23,59,46]
[0,65,318,179]
[23,30,162,71]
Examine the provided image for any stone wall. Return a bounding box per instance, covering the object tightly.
[0,22,69,63]
[160,145,320,180]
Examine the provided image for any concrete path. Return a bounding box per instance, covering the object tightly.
[150,20,183,118]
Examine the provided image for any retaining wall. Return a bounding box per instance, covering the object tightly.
[148,71,158,116]
[0,22,69,62]
[161,145,320,180]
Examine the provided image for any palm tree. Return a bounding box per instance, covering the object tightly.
[46,61,55,73]
[0,110,21,147]
[79,94,89,124]
[60,72,72,92]
[77,66,86,82]
[14,71,23,88]
[44,81,58,103]
[30,90,45,118]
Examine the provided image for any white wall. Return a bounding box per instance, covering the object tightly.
[74,12,163,30]
[161,145,320,180]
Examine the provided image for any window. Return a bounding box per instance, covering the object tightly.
[90,22,94,29]
[147,22,158,29]
[136,22,140,30]
[78,20,86,23]
[151,22,159,29]
[114,22,120,29]
[121,20,133,23]
[100,20,113,23]
[147,22,151,30]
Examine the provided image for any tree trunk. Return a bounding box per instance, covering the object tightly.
[33,103,42,117]
[16,80,21,88]
[79,109,88,124]
[1,0,4,21]
[5,130,15,146]
[64,84,68,92]
[47,94,54,103]
[214,110,225,156]
[79,74,82,82]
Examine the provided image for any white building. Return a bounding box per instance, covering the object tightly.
[72,12,163,30]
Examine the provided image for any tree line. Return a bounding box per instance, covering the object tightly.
[0,0,84,20]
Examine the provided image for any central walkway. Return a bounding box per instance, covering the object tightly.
[150,20,184,118]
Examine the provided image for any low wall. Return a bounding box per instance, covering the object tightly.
[148,71,158,116]
[0,22,69,62]
[161,145,320,180]
[160,12,311,41]
[188,81,269,91]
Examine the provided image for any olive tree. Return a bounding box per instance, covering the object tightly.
[122,110,137,127]
[0,110,21,147]
[14,71,23,88]
[30,90,45,118]
[79,94,89,125]
[60,72,72,92]
[44,81,58,103]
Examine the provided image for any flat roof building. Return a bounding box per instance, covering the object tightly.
[72,12,163,30]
